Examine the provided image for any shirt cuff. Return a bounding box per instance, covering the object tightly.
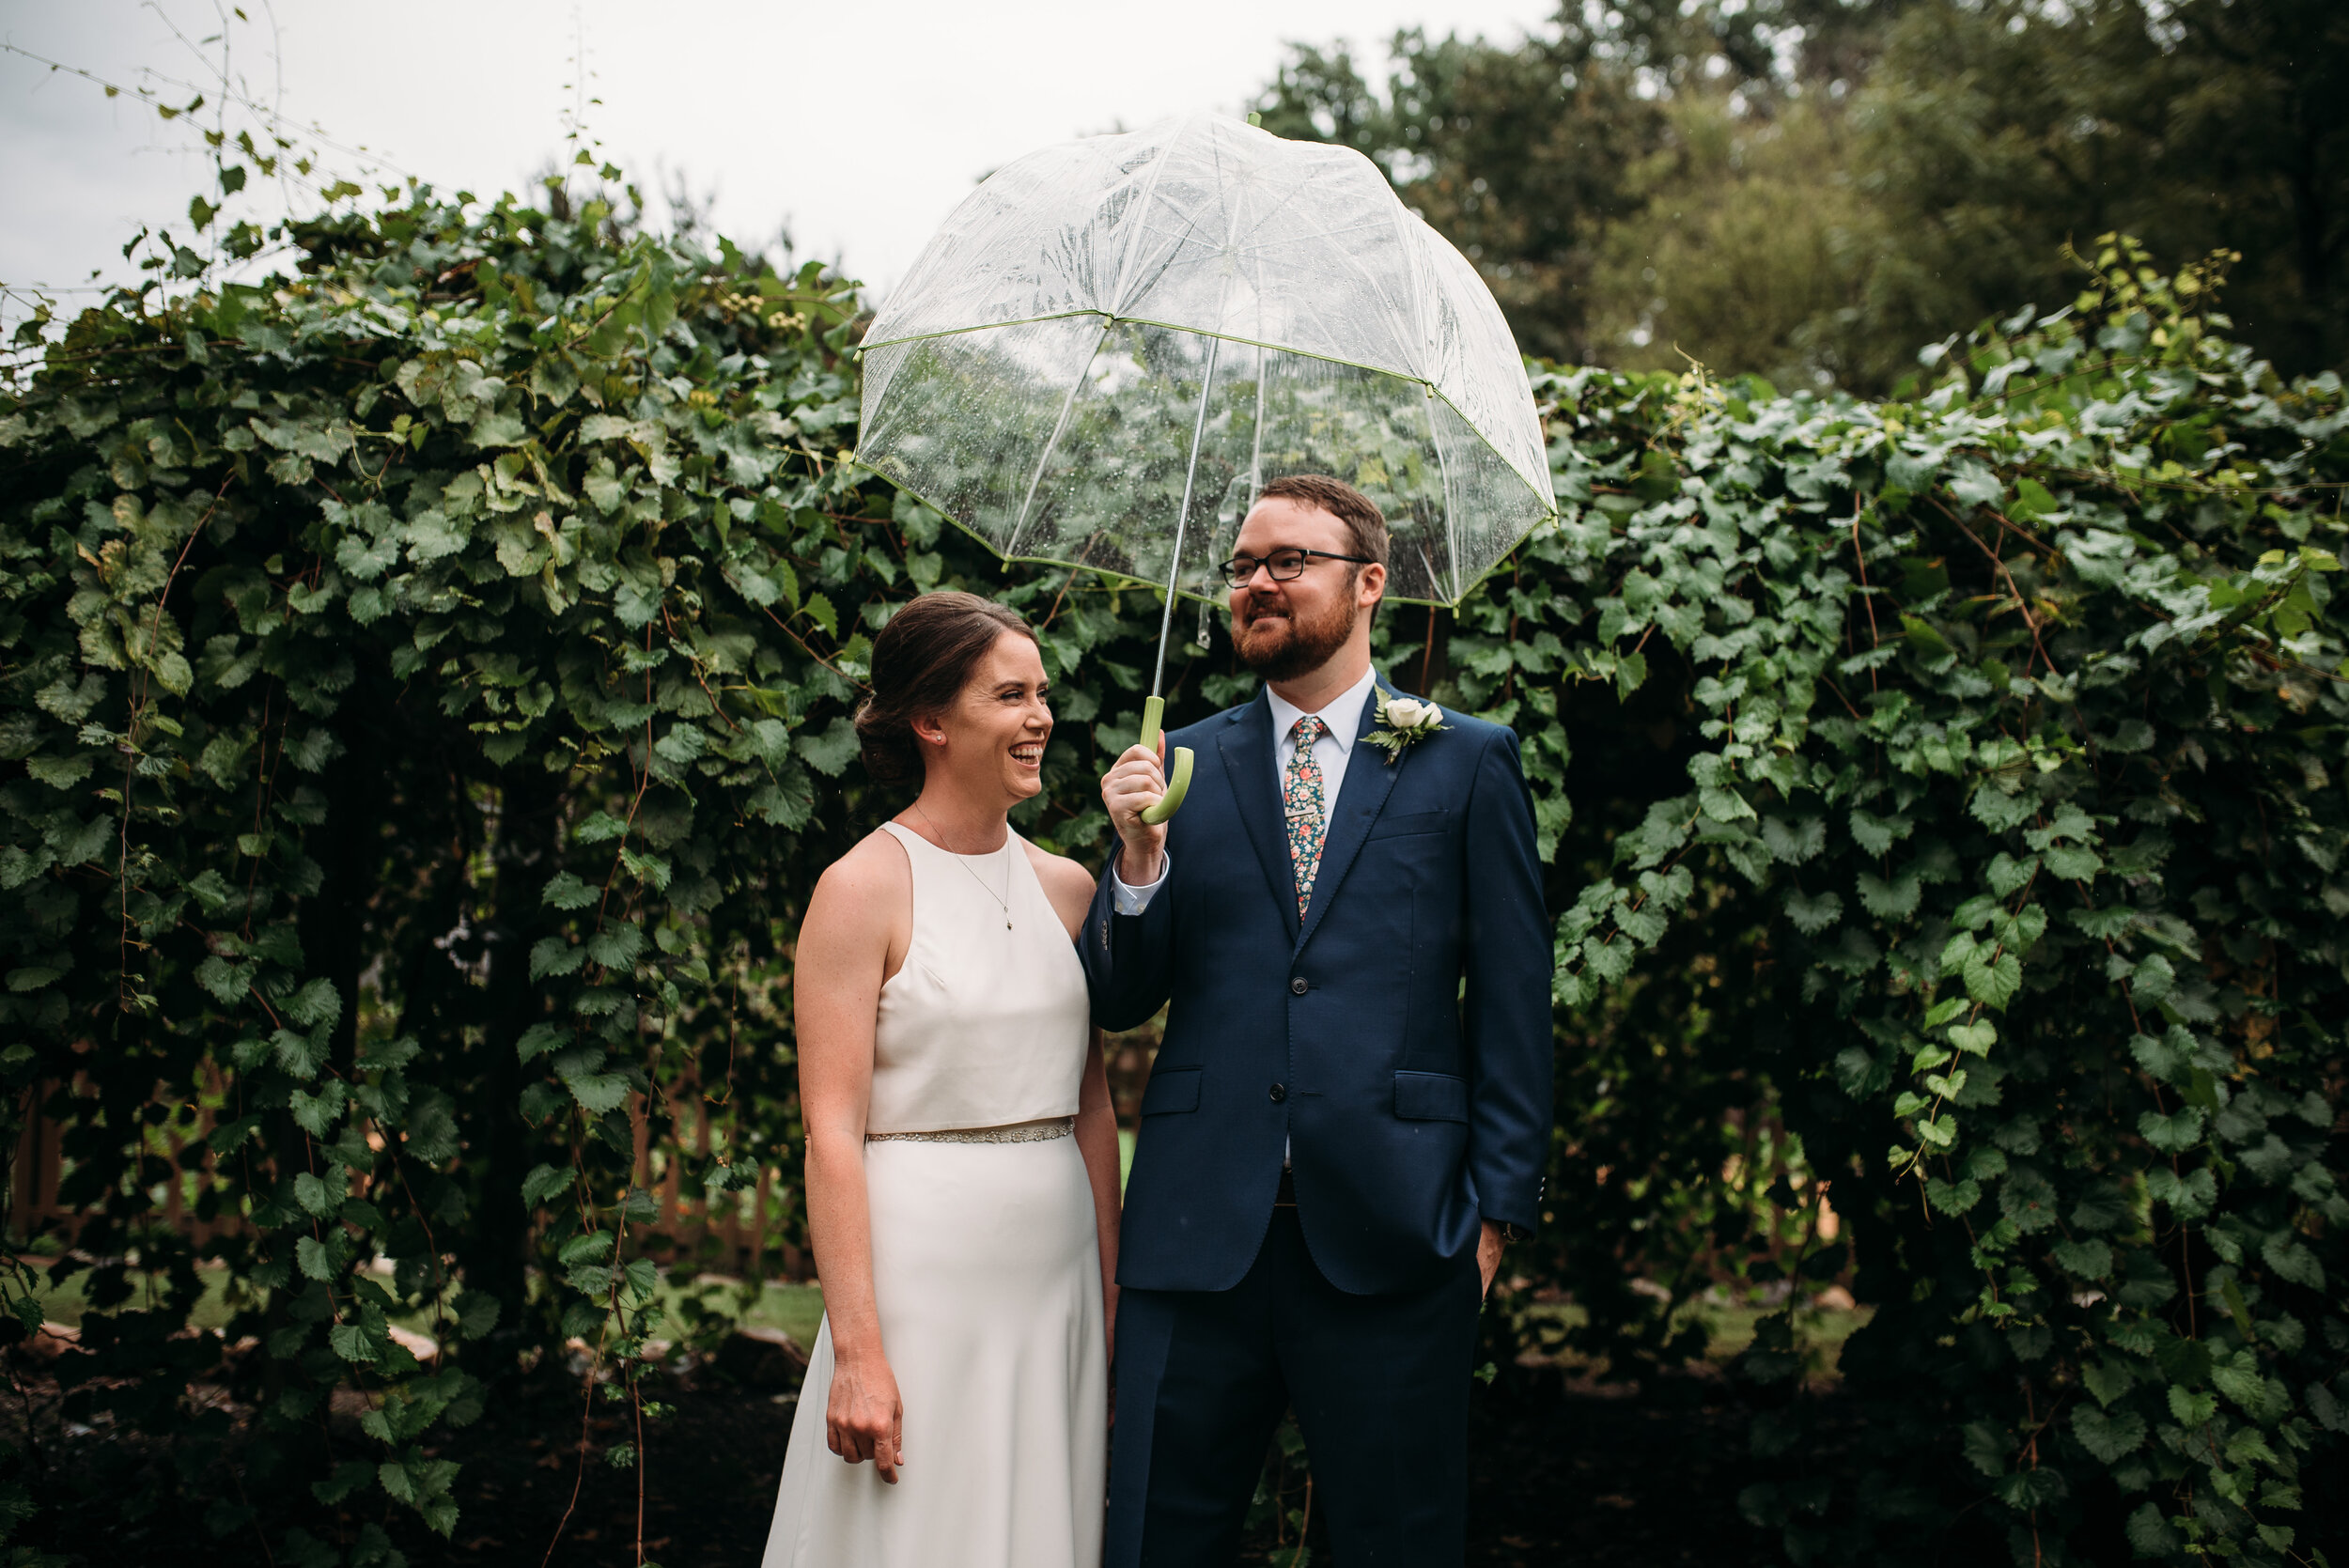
[1110,851,1171,915]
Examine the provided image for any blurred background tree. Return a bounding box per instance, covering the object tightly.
[1253,0,2347,390]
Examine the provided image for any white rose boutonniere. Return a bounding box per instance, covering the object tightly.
[1363,690,1448,764]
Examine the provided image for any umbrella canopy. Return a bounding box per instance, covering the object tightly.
[854,114,1552,611]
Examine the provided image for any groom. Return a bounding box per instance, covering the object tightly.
[1086,474,1553,1565]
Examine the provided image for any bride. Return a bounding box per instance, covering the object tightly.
[761,590,1118,1568]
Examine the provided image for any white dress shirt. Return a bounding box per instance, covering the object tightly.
[1112,664,1379,914]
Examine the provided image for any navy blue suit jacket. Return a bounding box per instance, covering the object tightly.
[1082,679,1554,1296]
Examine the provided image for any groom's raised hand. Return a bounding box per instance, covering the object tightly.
[1102,734,1170,886]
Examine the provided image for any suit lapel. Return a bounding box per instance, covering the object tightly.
[1296,678,1407,950]
[1217,691,1299,944]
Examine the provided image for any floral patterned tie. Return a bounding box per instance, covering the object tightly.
[1283,715,1330,917]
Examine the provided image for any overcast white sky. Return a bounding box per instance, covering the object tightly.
[3,0,1557,304]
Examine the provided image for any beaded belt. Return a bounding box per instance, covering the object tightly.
[867,1117,1074,1145]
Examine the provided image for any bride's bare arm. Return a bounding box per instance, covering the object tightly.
[1074,1031,1122,1351]
[797,834,912,1483]
[1034,849,1124,1357]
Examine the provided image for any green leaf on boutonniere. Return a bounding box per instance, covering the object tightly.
[1364,690,1450,763]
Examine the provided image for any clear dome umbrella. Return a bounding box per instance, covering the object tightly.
[853,114,1552,820]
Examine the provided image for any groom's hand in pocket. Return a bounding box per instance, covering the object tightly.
[827,1351,906,1483]
[1478,1220,1505,1299]
[1102,737,1170,886]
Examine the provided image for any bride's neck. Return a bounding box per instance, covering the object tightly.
[903,779,1011,854]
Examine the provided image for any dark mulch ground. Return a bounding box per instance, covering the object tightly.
[1462,1377,1756,1568]
[1237,1372,1760,1568]
[12,1347,1771,1566]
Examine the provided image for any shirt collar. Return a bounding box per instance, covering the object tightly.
[1266,664,1379,756]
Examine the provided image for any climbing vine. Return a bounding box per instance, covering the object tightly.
[1486,241,2347,1562]
[0,132,2340,1568]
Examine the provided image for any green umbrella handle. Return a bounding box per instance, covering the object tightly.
[1139,695,1193,825]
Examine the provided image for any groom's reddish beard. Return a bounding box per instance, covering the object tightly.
[1234,578,1360,682]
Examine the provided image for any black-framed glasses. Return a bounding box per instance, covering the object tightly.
[1215,547,1376,589]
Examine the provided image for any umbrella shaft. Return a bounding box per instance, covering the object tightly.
[1153,336,1223,700]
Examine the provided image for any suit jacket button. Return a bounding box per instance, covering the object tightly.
[1269,1082,1287,1103]
[1289,976,1308,994]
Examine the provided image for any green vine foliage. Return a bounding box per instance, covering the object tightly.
[1489,239,2348,1563]
[0,156,2342,1568]
[0,186,1115,1559]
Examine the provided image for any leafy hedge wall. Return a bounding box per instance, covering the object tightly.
[1502,245,2348,1563]
[0,191,990,1560]
[1,169,2342,1568]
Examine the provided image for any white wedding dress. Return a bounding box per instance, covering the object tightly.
[761,821,1107,1568]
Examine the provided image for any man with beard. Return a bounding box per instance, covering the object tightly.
[1082,474,1553,1566]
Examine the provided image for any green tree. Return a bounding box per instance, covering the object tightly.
[1587,89,1888,388]
[1250,2,1915,365]
[1251,18,1678,363]
[1258,0,2348,388]
[1856,0,2349,380]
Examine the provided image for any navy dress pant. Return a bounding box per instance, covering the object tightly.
[1106,1207,1483,1567]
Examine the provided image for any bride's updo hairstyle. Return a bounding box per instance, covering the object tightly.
[854,591,1038,786]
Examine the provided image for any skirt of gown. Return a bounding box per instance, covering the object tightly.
[760,1133,1107,1568]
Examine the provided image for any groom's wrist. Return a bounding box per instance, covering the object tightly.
[1117,844,1165,887]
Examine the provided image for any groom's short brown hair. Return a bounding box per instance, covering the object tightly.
[1256,474,1389,572]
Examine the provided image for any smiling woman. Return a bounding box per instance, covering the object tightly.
[771,589,1124,1567]
[851,591,1036,788]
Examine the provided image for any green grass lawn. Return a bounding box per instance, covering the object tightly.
[22,1262,243,1332]
[667,1274,825,1350]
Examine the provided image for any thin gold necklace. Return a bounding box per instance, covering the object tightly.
[908,802,1014,929]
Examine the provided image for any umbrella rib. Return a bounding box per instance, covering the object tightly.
[1248,340,1267,507]
[861,308,1104,351]
[1431,381,1553,510]
[1153,161,1242,691]
[1388,187,1436,386]
[1116,129,1248,317]
[1245,167,1269,510]
[1221,212,1396,254]
[1422,380,1459,604]
[1005,321,1112,560]
[1287,235,1424,383]
[1105,116,1192,316]
[1391,191,1455,600]
[1154,332,1223,699]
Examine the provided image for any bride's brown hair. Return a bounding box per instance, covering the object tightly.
[854,591,1038,786]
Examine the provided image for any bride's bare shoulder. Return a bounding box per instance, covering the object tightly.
[808,826,914,916]
[1020,840,1097,929]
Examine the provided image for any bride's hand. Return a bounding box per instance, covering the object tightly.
[827,1350,905,1483]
